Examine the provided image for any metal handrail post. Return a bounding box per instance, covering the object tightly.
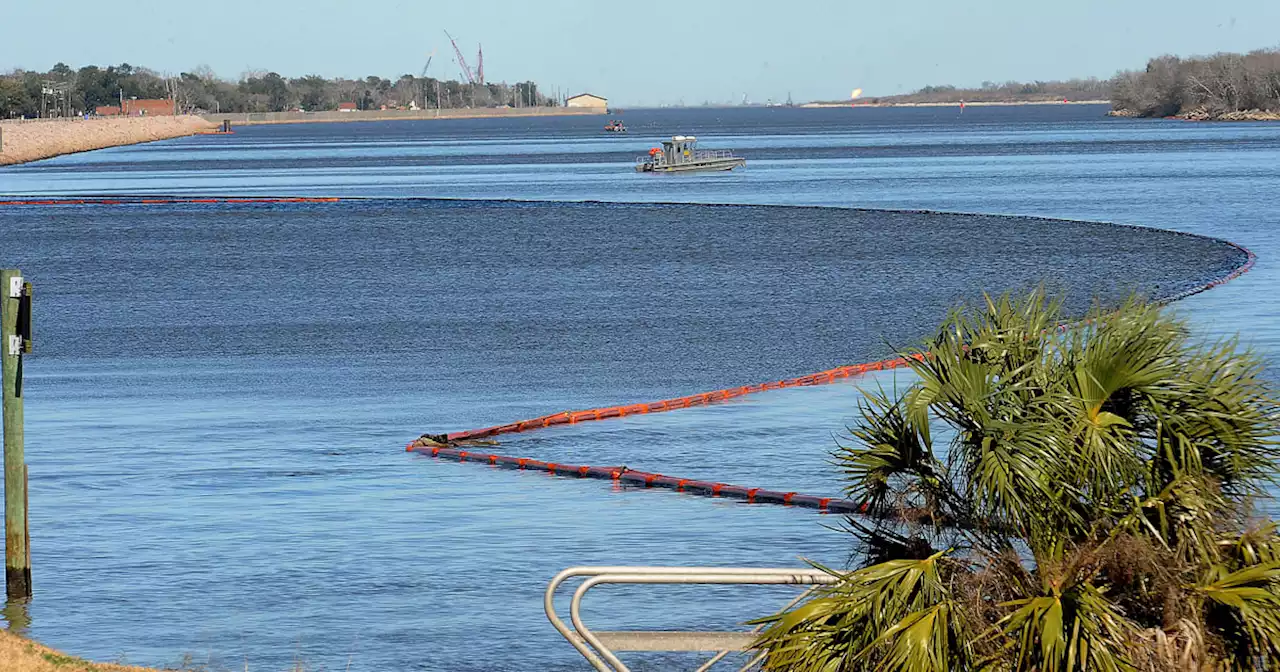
[546,567,641,671]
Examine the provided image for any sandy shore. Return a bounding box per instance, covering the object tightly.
[0,116,215,166]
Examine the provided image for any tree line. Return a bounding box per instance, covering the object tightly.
[0,62,558,118]
[866,78,1110,105]
[813,46,1280,119]
[1111,47,1280,117]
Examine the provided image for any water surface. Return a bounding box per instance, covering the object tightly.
[1,105,1278,671]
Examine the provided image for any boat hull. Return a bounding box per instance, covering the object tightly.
[636,157,746,173]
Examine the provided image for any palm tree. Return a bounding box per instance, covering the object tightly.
[754,291,1280,671]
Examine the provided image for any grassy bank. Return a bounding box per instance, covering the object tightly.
[0,116,215,166]
[0,629,158,672]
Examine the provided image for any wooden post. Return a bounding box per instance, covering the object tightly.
[1,269,31,599]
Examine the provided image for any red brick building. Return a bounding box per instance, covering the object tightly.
[95,99,176,117]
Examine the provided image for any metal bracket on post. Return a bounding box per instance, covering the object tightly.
[6,277,21,299]
[16,283,31,355]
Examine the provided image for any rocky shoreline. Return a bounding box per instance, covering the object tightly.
[803,99,1109,108]
[0,116,215,166]
[1108,107,1280,121]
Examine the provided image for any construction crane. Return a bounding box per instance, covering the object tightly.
[419,50,437,109]
[444,30,485,85]
[445,30,477,85]
[420,50,435,79]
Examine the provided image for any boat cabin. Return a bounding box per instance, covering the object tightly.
[661,135,698,166]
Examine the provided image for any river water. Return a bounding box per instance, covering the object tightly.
[0,105,1278,671]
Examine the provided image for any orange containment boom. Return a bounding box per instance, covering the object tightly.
[435,354,927,444]
[431,230,1257,447]
[406,443,869,514]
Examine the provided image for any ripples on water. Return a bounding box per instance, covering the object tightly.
[1,105,1278,670]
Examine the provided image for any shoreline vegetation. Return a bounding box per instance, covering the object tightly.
[1110,48,1280,120]
[0,62,561,119]
[807,46,1280,121]
[0,628,158,672]
[809,77,1111,107]
[802,99,1109,108]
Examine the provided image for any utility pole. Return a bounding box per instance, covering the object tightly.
[2,269,32,600]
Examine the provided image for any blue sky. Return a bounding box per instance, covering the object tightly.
[4,0,1279,106]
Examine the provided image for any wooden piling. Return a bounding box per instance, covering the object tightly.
[1,269,31,599]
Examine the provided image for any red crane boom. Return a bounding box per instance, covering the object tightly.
[444,30,476,85]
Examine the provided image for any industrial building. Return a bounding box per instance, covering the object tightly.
[566,93,607,109]
[94,99,176,117]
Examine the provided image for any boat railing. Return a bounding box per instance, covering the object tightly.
[690,149,736,160]
[636,147,739,166]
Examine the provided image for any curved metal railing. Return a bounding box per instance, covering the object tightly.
[545,566,836,671]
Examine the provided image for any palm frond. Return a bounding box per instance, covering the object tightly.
[838,386,945,521]
[754,551,969,671]
[1197,555,1280,665]
[995,582,1138,672]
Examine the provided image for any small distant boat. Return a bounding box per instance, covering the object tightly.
[604,120,627,132]
[635,136,745,173]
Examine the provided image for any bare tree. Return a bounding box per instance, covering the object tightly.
[1111,47,1280,118]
